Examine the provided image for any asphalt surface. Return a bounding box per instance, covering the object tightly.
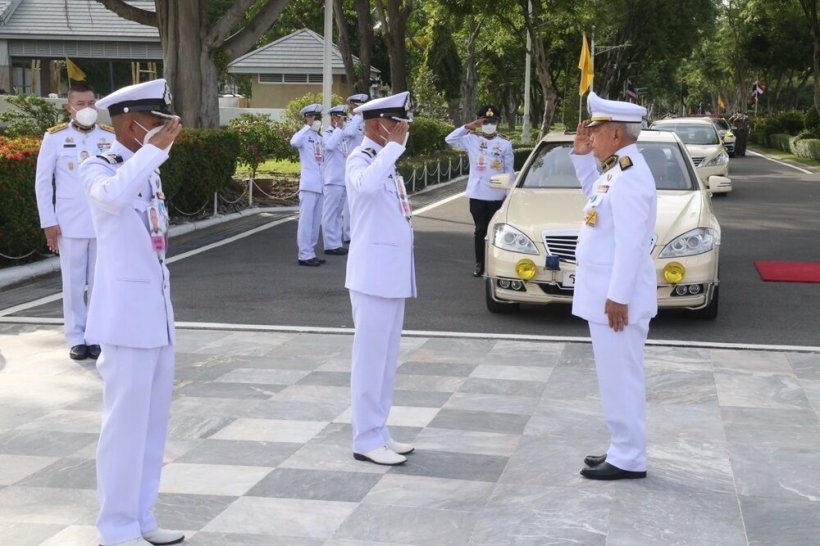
[3,150,819,347]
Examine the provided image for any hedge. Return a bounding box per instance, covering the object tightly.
[0,137,43,258]
[160,128,241,214]
[0,128,240,262]
[405,116,453,156]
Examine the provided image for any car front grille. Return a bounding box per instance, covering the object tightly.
[691,156,705,166]
[543,231,578,264]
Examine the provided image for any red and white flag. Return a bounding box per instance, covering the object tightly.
[751,81,765,103]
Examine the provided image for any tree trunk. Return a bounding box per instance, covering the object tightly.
[375,0,410,92]
[460,16,479,125]
[520,0,556,138]
[333,0,356,94]
[355,0,372,94]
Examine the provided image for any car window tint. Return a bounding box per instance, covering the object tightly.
[650,124,720,146]
[637,142,694,191]
[519,144,581,188]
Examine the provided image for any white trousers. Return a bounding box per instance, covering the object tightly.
[297,190,324,260]
[322,184,346,249]
[96,344,174,546]
[349,290,405,453]
[57,237,96,345]
[588,320,649,472]
[342,194,351,242]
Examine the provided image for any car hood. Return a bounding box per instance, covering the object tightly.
[685,144,721,157]
[501,188,709,247]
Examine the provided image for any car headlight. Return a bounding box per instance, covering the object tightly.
[492,223,539,255]
[659,228,716,258]
[725,130,735,138]
[705,151,728,167]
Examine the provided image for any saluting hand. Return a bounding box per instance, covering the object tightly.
[386,120,409,145]
[149,116,182,150]
[574,121,593,155]
[466,117,485,131]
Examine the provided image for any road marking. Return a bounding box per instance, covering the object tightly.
[3,317,817,353]
[746,150,813,174]
[414,191,465,215]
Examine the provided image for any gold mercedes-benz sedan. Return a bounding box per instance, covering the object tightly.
[485,130,725,319]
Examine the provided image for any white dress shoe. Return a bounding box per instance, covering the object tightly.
[353,446,407,465]
[387,438,415,455]
[142,528,185,545]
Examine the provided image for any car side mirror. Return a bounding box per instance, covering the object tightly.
[490,173,512,189]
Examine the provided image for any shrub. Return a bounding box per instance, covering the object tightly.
[0,136,44,258]
[283,91,345,130]
[767,133,791,152]
[161,128,241,215]
[513,147,535,171]
[793,137,820,160]
[0,95,66,137]
[397,149,465,192]
[229,113,295,179]
[405,116,453,157]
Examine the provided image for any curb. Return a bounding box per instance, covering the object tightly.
[0,206,296,290]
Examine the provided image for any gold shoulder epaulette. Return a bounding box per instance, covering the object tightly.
[619,156,633,170]
[46,122,69,134]
[497,132,509,140]
[99,123,114,133]
[602,154,619,172]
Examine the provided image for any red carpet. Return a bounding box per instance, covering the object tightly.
[754,261,820,283]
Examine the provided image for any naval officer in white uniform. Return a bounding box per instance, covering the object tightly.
[342,93,368,242]
[290,104,326,266]
[444,104,514,277]
[569,91,657,480]
[34,83,113,360]
[321,105,351,255]
[345,91,416,466]
[80,79,185,546]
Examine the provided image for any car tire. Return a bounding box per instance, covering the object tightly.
[691,284,719,320]
[485,278,519,314]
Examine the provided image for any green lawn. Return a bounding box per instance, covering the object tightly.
[749,145,820,169]
[234,158,300,178]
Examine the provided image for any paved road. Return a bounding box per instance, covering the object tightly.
[4,150,819,347]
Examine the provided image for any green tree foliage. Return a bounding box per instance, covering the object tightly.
[411,64,449,121]
[282,92,345,130]
[0,96,66,137]
[425,19,462,102]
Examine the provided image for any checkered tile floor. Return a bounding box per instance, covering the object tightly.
[1,323,819,545]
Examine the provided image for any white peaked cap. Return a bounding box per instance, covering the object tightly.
[587,91,646,127]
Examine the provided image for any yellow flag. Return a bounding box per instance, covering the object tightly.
[578,33,593,96]
[718,94,726,110]
[66,58,86,81]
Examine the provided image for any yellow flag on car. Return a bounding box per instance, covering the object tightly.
[578,33,593,96]
[66,58,86,81]
[718,94,726,110]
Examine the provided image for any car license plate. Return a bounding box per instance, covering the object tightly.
[562,271,576,287]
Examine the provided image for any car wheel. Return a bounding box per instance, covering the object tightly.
[728,152,735,158]
[485,278,519,314]
[691,284,719,320]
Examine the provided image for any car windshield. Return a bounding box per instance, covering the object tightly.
[518,141,695,191]
[651,123,720,145]
[712,118,730,131]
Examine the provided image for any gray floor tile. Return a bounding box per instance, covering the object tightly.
[0,522,67,545]
[246,468,381,502]
[398,361,477,377]
[0,485,97,524]
[414,427,521,457]
[362,474,494,512]
[391,451,508,482]
[457,377,546,397]
[18,457,97,490]
[153,492,240,531]
[645,369,719,405]
[443,392,539,415]
[0,454,59,486]
[392,390,452,408]
[187,532,323,545]
[741,495,820,546]
[297,371,351,387]
[715,373,810,410]
[0,430,97,457]
[334,504,478,546]
[729,444,820,501]
[176,381,282,399]
[787,351,820,380]
[174,439,302,467]
[427,409,530,434]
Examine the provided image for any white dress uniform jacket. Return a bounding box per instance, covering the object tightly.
[80,140,174,348]
[290,125,325,193]
[569,143,658,324]
[345,137,416,298]
[323,125,352,186]
[35,122,114,238]
[344,113,365,148]
[445,126,514,201]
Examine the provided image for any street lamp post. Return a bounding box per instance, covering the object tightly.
[322,0,333,126]
[521,0,532,143]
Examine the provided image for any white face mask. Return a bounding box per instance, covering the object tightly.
[73,107,97,127]
[135,121,172,153]
[378,122,410,147]
[310,120,322,131]
[481,124,497,135]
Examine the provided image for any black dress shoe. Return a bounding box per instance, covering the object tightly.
[324,247,349,255]
[580,462,646,480]
[298,258,322,267]
[584,453,607,467]
[69,344,89,360]
[87,345,102,360]
[473,263,484,277]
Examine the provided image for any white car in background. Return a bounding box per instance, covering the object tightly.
[484,130,724,319]
[649,117,732,194]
